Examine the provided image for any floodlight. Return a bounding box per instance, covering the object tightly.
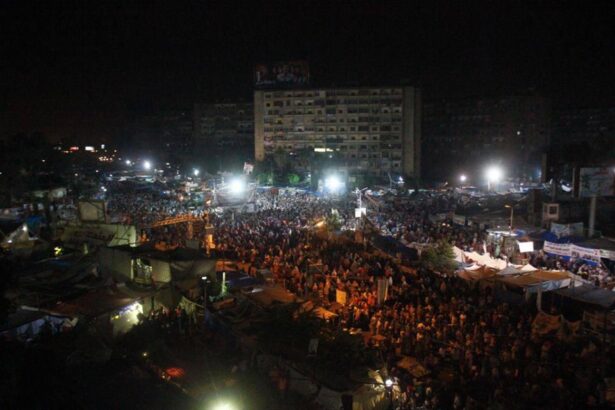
[193,168,200,176]
[229,178,245,194]
[385,378,394,388]
[212,402,235,410]
[324,175,342,192]
[143,160,152,170]
[485,166,503,183]
[459,174,467,183]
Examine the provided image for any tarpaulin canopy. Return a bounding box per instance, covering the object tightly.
[498,265,522,276]
[554,285,615,309]
[497,270,571,293]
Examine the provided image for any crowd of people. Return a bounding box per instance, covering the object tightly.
[101,180,613,409]
[207,190,613,409]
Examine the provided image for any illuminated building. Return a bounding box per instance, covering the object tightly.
[254,86,421,179]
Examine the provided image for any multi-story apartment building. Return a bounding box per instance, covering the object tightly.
[123,110,192,155]
[422,95,550,182]
[254,86,421,179]
[192,102,254,152]
[552,105,615,147]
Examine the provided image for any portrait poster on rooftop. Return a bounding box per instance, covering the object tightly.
[254,61,310,88]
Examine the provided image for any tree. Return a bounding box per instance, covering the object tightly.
[420,240,457,273]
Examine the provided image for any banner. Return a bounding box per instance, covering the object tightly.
[600,249,615,260]
[543,241,571,256]
[570,244,602,263]
[551,222,584,238]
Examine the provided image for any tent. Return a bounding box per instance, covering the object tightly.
[554,285,615,309]
[497,270,571,293]
[498,265,522,276]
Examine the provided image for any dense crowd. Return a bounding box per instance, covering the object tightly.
[102,181,613,408]
[209,191,612,409]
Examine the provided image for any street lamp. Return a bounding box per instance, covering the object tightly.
[459,174,467,184]
[504,204,514,234]
[193,168,200,177]
[143,160,152,171]
[485,166,503,191]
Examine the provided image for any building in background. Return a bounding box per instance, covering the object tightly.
[253,86,421,180]
[192,102,254,155]
[547,105,615,182]
[122,110,192,156]
[422,95,550,182]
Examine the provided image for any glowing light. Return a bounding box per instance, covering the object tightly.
[324,175,342,192]
[143,160,152,171]
[165,367,185,378]
[229,178,245,194]
[385,378,394,388]
[459,174,467,183]
[212,402,235,410]
[485,166,503,183]
[125,159,132,166]
[193,168,200,176]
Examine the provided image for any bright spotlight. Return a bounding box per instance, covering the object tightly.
[193,168,200,176]
[229,178,245,194]
[485,166,503,183]
[125,159,131,166]
[325,175,342,192]
[143,160,152,171]
[212,402,235,410]
[459,174,467,183]
[385,378,394,388]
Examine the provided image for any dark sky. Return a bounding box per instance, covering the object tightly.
[1,0,614,142]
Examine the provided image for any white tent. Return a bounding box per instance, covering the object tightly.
[498,265,522,276]
[520,263,538,272]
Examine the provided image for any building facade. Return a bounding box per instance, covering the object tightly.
[192,102,254,153]
[254,86,421,179]
[422,95,550,182]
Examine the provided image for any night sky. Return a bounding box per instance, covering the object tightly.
[1,0,614,142]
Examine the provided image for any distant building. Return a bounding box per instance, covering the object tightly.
[192,102,254,153]
[422,95,550,182]
[124,110,192,154]
[254,86,421,179]
[552,105,615,147]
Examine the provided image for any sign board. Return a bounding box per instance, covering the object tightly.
[254,61,310,88]
[335,289,347,305]
[518,241,535,253]
[579,167,615,197]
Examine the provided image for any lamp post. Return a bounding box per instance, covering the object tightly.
[505,204,514,234]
